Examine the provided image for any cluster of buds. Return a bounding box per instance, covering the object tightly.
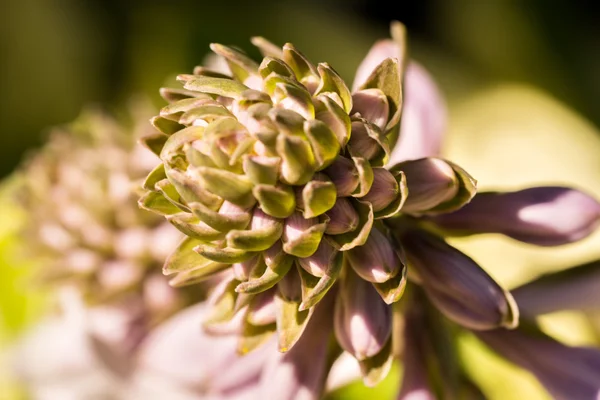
[16,108,200,323]
[139,20,600,397]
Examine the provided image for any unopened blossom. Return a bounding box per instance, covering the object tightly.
[511,258,600,318]
[138,19,600,393]
[16,108,200,322]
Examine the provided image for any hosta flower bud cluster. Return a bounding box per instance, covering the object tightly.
[140,21,600,396]
[140,22,484,374]
[17,109,196,322]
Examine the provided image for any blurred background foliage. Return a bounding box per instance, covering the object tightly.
[1,0,600,399]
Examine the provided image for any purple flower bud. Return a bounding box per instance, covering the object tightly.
[360,168,399,212]
[325,198,359,235]
[511,260,600,318]
[400,229,518,330]
[334,270,392,360]
[348,121,380,161]
[476,328,600,400]
[432,187,600,246]
[398,158,459,213]
[346,228,402,283]
[324,156,359,197]
[297,240,337,278]
[351,89,389,131]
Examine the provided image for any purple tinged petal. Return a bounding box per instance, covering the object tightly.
[399,229,518,330]
[348,120,380,160]
[334,269,392,360]
[346,228,402,283]
[324,156,359,197]
[297,240,337,277]
[259,291,335,400]
[324,197,360,235]
[511,260,600,318]
[360,168,399,212]
[476,328,600,400]
[432,187,600,246]
[388,62,447,164]
[397,157,459,213]
[351,88,390,131]
[352,40,399,92]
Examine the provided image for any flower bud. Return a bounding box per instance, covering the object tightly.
[400,229,518,330]
[360,168,399,211]
[334,270,392,360]
[397,157,458,213]
[346,228,402,283]
[432,187,600,246]
[324,197,359,235]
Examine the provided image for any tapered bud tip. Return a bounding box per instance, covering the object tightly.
[433,187,600,246]
[346,228,401,283]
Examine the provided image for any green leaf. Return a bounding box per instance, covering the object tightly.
[275,290,314,352]
[166,213,225,241]
[179,104,233,126]
[301,179,337,218]
[314,63,352,113]
[210,43,259,83]
[160,126,204,165]
[155,179,189,212]
[253,184,296,218]
[282,220,328,258]
[159,87,210,102]
[226,220,283,252]
[139,133,169,157]
[162,236,204,274]
[251,36,283,58]
[314,95,351,147]
[276,134,316,185]
[235,255,293,294]
[259,57,296,79]
[304,119,340,170]
[359,58,402,133]
[143,163,166,191]
[194,244,256,264]
[190,166,255,208]
[138,190,181,216]
[243,156,281,185]
[166,168,223,210]
[373,263,407,304]
[168,261,230,287]
[150,116,185,135]
[188,201,250,232]
[182,76,249,99]
[298,252,343,310]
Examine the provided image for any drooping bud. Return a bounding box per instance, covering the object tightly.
[324,197,359,235]
[396,157,459,213]
[360,168,399,212]
[346,227,403,283]
[282,211,327,257]
[398,229,518,330]
[334,269,392,360]
[432,187,600,246]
